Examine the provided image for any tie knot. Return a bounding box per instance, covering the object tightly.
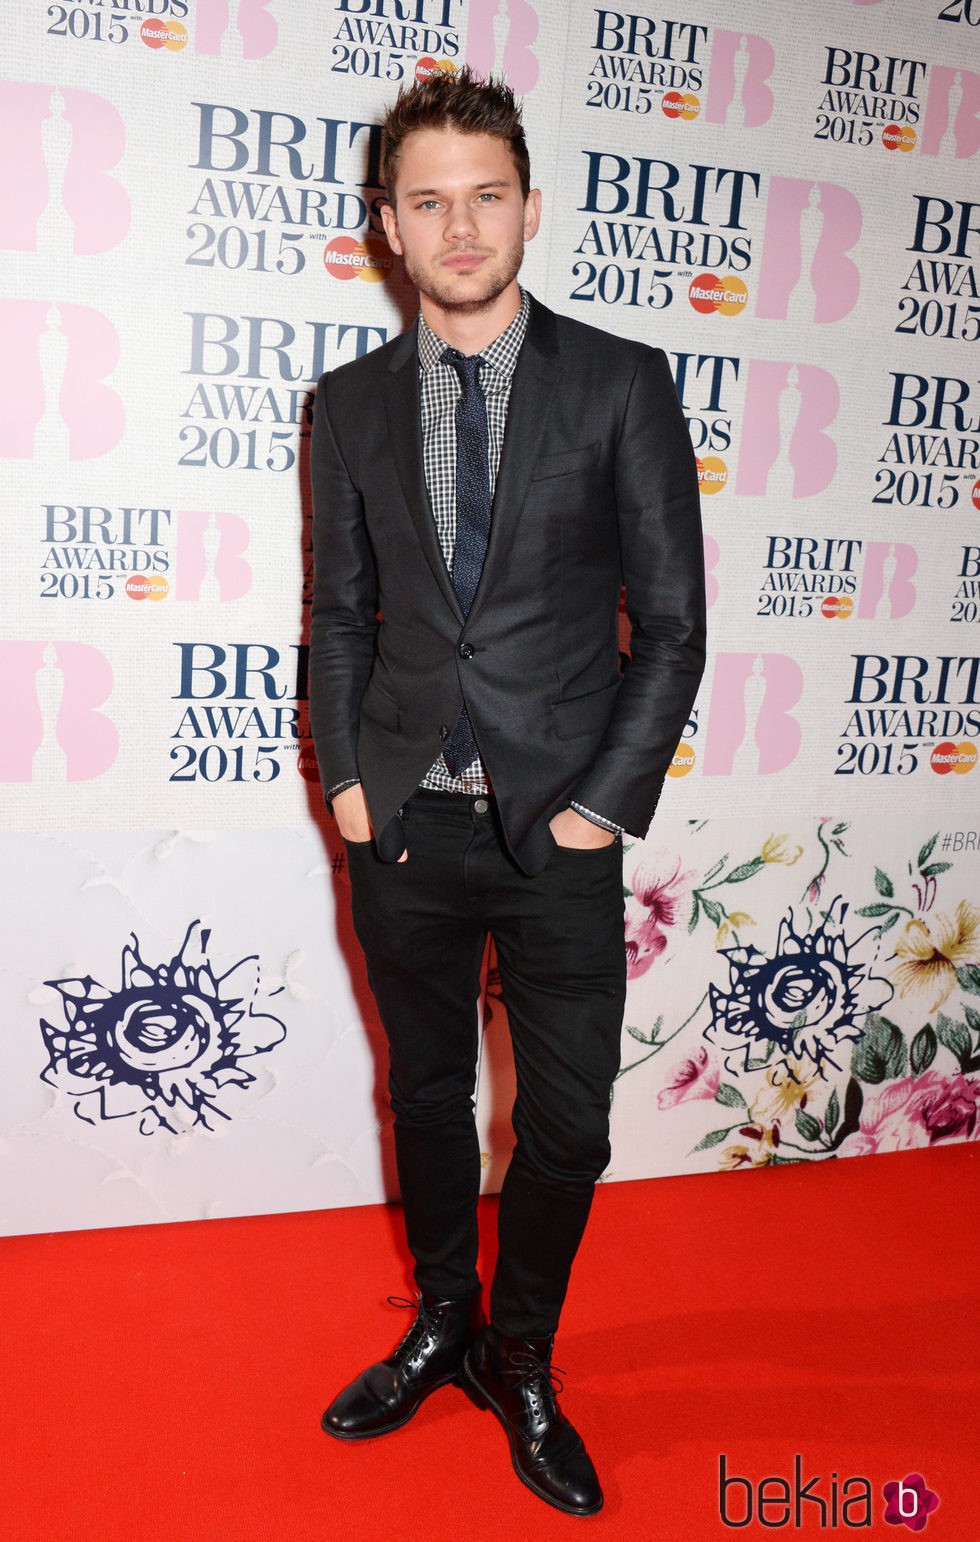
[442,348,485,391]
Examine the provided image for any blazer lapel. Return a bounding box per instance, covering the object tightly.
[467,298,562,627]
[382,325,463,622]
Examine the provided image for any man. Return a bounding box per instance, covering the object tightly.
[309,67,705,1517]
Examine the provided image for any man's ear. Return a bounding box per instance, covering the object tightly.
[523,188,542,243]
[380,201,404,256]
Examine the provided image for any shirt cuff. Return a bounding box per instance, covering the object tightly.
[326,776,361,803]
[569,801,623,836]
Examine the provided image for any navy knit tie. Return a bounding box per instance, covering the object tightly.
[442,348,491,776]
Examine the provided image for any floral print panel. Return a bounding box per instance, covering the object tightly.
[608,817,980,1178]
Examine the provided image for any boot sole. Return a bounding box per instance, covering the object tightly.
[459,1352,603,1518]
[321,1371,460,1442]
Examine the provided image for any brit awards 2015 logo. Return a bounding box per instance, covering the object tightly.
[39,922,286,1135]
[837,653,980,779]
[897,193,980,344]
[736,362,839,498]
[756,537,918,623]
[330,0,461,87]
[585,10,708,120]
[756,179,862,323]
[467,0,536,91]
[0,642,117,783]
[0,83,129,255]
[704,30,775,128]
[572,151,760,316]
[35,506,253,604]
[951,545,980,622]
[195,0,278,59]
[40,0,190,50]
[671,351,738,494]
[187,101,387,286]
[0,302,123,462]
[170,641,309,785]
[180,310,387,474]
[701,653,804,777]
[875,370,980,514]
[815,45,927,153]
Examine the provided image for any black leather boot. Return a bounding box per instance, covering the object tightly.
[321,1290,485,1440]
[461,1326,602,1516]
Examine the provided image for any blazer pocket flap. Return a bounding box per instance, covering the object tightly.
[361,680,399,732]
[550,681,619,740]
[531,443,600,481]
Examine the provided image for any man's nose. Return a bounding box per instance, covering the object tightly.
[445,200,479,240]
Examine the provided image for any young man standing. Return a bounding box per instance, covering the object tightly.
[309,68,705,1517]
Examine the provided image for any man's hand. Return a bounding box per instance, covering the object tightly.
[332,783,408,862]
[549,807,617,849]
[332,783,373,843]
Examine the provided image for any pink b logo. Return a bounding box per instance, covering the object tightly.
[467,0,539,93]
[736,361,839,498]
[0,83,129,255]
[921,67,980,159]
[857,543,918,620]
[175,512,252,602]
[0,301,123,461]
[702,653,804,776]
[704,31,775,128]
[195,0,278,59]
[0,643,118,782]
[757,179,862,323]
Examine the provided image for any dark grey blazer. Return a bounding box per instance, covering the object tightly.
[308,294,706,875]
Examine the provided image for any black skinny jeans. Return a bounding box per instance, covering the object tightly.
[345,788,627,1338]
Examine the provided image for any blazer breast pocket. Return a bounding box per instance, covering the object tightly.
[531,443,601,482]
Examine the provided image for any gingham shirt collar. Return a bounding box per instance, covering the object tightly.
[417,287,530,380]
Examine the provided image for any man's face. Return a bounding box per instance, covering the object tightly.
[381,128,540,315]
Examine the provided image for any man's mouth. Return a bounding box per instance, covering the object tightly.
[443,251,488,272]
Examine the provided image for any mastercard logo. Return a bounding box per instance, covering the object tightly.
[972,478,980,511]
[662,91,701,122]
[297,745,321,782]
[666,743,696,777]
[821,594,854,619]
[883,123,916,152]
[323,236,391,283]
[415,57,456,83]
[696,456,728,494]
[689,273,748,316]
[125,574,169,602]
[930,740,977,774]
[140,17,188,50]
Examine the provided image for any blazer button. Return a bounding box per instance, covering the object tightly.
[458,642,474,659]
[439,724,450,740]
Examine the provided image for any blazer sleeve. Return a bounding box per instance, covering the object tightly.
[569,346,706,835]
[308,373,379,797]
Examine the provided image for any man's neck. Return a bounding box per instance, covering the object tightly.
[419,281,522,355]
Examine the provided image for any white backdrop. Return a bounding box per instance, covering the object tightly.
[2,0,979,1235]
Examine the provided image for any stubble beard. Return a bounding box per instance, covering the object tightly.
[404,234,525,315]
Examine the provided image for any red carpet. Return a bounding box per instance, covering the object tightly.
[1,1142,977,1540]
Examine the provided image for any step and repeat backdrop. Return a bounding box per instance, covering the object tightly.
[2,0,979,1235]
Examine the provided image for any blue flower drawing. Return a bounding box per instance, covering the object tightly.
[39,922,286,1134]
[705,898,892,1081]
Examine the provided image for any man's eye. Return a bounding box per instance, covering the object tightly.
[477,193,498,203]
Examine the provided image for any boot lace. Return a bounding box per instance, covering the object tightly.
[506,1348,566,1428]
[386,1293,441,1366]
